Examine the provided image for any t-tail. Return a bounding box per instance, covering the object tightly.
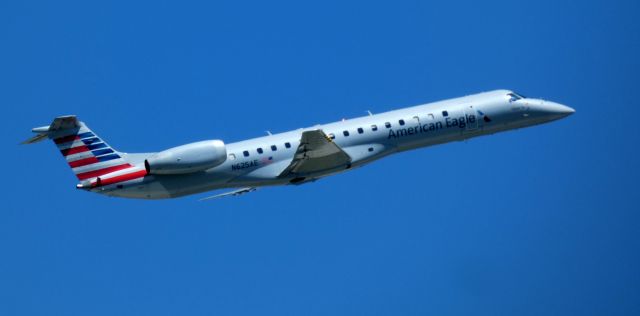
[22,115,148,189]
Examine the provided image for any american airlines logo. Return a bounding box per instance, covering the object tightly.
[388,113,488,139]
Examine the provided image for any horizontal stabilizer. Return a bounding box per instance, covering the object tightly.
[48,115,80,131]
[21,133,49,144]
[22,115,80,145]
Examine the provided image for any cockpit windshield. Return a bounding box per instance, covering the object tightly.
[507,92,526,102]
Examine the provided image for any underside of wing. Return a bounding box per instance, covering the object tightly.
[199,187,257,200]
[279,129,352,178]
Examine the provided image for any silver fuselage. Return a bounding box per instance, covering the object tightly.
[99,90,574,199]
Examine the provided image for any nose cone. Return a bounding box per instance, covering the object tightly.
[539,101,575,120]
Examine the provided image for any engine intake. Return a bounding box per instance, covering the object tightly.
[145,140,227,175]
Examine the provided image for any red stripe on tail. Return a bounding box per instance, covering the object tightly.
[61,145,90,156]
[77,164,132,180]
[68,157,99,168]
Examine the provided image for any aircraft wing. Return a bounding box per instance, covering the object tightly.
[279,129,352,177]
[199,187,257,201]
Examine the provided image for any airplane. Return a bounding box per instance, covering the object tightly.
[23,90,574,200]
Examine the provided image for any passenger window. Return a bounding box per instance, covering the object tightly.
[257,148,263,154]
[442,111,448,117]
[285,142,291,148]
[385,122,391,128]
[357,127,364,134]
[343,130,350,136]
[371,124,378,131]
[271,145,277,151]
[243,151,249,157]
[328,133,336,139]
[399,119,405,126]
[228,153,236,160]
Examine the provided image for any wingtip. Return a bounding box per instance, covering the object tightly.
[198,187,257,201]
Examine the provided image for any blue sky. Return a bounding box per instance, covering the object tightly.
[1,0,639,315]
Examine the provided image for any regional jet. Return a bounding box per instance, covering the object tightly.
[23,90,574,199]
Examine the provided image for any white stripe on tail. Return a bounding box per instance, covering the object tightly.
[24,115,133,180]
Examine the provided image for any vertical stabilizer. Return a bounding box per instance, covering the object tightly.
[24,115,134,181]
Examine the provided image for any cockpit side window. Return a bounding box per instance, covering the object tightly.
[507,92,526,102]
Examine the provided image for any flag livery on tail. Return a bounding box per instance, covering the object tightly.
[25,115,147,189]
[55,128,131,180]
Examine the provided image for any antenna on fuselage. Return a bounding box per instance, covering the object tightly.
[367,110,373,116]
[266,131,272,136]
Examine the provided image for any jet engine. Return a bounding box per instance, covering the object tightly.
[145,140,227,175]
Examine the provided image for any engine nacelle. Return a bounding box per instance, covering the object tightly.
[145,140,227,175]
